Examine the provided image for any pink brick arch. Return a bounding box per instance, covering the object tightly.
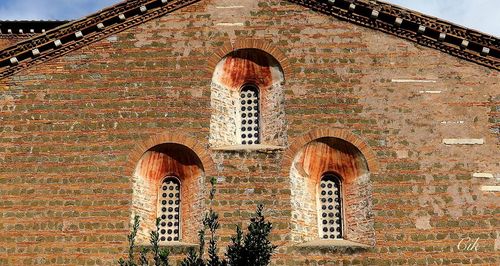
[281,127,380,174]
[125,132,216,176]
[206,38,292,80]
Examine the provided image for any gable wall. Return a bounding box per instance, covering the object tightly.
[0,0,498,265]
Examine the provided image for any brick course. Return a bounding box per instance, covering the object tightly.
[0,0,498,265]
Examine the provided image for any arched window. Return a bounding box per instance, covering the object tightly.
[210,48,287,148]
[132,142,205,245]
[158,176,180,242]
[290,136,375,245]
[239,84,260,145]
[319,173,343,239]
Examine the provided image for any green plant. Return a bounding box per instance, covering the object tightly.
[205,177,223,266]
[179,228,205,266]
[180,177,222,266]
[151,218,170,266]
[118,216,170,266]
[118,215,140,266]
[120,177,276,266]
[225,205,276,266]
[225,226,244,266]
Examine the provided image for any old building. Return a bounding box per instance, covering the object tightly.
[0,0,498,265]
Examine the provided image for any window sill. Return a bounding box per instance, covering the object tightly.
[296,239,370,248]
[289,239,372,253]
[212,144,286,152]
[159,241,198,247]
[138,242,198,254]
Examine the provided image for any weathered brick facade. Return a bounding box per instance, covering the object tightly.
[0,0,498,265]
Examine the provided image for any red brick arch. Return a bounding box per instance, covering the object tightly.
[282,127,380,174]
[206,39,292,80]
[125,132,215,176]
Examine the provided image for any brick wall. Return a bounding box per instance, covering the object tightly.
[0,0,498,265]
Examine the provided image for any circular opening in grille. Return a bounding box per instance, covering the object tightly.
[240,84,260,145]
[319,174,343,239]
[158,176,181,243]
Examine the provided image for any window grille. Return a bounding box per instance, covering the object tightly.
[319,174,343,239]
[239,85,260,145]
[158,177,180,242]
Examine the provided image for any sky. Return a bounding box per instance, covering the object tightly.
[0,0,498,36]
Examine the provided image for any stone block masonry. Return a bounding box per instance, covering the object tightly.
[0,0,498,265]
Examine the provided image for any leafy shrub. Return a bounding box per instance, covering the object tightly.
[225,205,276,266]
[119,177,276,266]
[118,216,170,266]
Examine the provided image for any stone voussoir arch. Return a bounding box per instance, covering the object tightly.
[206,38,292,80]
[282,127,380,174]
[126,132,216,176]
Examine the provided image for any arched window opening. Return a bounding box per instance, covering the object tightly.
[158,176,180,243]
[289,135,375,245]
[319,173,343,239]
[132,142,205,245]
[239,84,260,145]
[210,48,287,148]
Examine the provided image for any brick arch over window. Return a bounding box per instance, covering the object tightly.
[207,39,292,78]
[285,128,376,246]
[209,45,288,148]
[126,132,215,176]
[282,127,379,174]
[127,133,213,245]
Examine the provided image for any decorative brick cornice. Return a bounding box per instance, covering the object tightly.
[0,20,70,36]
[289,0,499,70]
[0,34,37,40]
[126,132,216,176]
[0,0,498,80]
[0,0,201,79]
[282,127,380,174]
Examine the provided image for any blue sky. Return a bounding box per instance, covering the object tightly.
[0,0,120,20]
[0,0,498,36]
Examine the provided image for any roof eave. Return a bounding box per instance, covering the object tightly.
[0,0,498,80]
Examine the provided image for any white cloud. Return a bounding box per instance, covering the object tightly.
[385,0,500,36]
[0,0,121,21]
